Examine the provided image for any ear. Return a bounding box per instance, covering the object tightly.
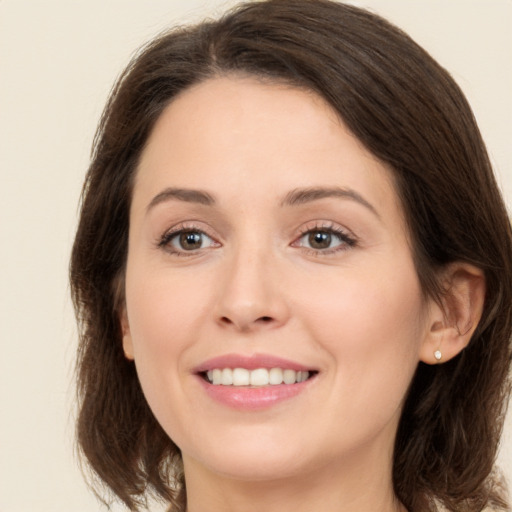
[119,306,134,361]
[420,262,485,365]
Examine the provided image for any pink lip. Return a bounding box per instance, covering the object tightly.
[193,353,314,373]
[192,353,318,411]
[197,378,315,410]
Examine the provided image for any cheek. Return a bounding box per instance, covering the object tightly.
[123,270,207,438]
[123,262,210,404]
[338,288,420,360]
[125,263,210,352]
[297,263,425,397]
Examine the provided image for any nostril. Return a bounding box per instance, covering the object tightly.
[217,315,275,329]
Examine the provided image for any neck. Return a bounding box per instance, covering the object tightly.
[183,446,404,512]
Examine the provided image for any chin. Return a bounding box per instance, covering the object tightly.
[201,453,308,482]
[181,429,314,482]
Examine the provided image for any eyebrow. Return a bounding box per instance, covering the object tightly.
[146,187,215,213]
[281,186,380,217]
[146,185,379,218]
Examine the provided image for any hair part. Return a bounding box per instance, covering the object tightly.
[70,1,512,510]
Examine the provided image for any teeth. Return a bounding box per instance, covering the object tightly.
[233,368,250,386]
[221,368,233,385]
[212,369,222,385]
[269,367,283,385]
[250,368,268,386]
[205,368,310,386]
[283,369,296,384]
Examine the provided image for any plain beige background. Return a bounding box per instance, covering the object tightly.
[1,1,511,511]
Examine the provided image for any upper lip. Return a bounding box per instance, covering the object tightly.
[193,353,316,373]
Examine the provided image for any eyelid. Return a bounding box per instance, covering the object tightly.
[155,219,357,257]
[294,220,356,239]
[291,220,358,254]
[157,221,221,255]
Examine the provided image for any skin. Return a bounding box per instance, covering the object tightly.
[121,76,483,512]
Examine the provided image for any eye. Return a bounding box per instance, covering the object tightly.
[304,231,338,250]
[293,224,356,254]
[159,228,219,255]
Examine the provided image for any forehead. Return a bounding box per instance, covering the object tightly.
[140,76,346,173]
[134,76,401,222]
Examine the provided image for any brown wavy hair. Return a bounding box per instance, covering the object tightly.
[70,1,512,510]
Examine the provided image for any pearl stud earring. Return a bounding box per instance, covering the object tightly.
[434,350,442,361]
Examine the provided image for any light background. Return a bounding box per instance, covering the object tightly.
[0,1,511,511]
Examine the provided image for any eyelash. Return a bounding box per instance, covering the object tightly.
[158,223,219,257]
[292,222,357,256]
[157,221,357,257]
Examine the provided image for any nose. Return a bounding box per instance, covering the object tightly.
[214,246,290,333]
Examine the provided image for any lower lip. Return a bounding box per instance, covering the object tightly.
[196,375,315,410]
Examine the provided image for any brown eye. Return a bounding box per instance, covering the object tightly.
[308,231,332,249]
[178,231,203,250]
[160,229,218,254]
[294,227,355,254]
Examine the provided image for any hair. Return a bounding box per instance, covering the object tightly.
[70,1,512,510]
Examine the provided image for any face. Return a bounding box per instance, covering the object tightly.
[122,76,434,484]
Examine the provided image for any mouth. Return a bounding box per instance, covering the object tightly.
[193,354,319,409]
[201,367,318,387]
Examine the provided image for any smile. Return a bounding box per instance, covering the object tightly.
[205,368,311,386]
[194,354,318,409]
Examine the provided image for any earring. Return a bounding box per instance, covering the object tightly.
[434,350,442,361]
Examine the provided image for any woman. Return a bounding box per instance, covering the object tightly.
[70,0,512,510]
